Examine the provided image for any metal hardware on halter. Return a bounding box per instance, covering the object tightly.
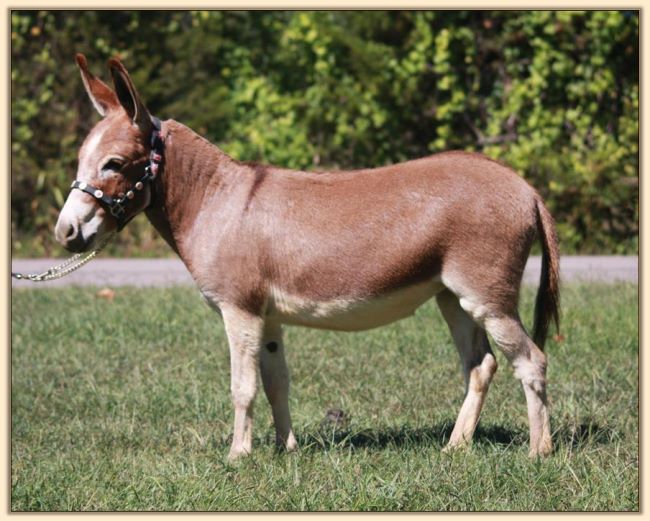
[69,115,164,231]
[12,116,165,283]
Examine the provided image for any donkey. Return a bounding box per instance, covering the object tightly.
[55,55,560,460]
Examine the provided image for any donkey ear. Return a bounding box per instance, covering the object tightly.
[108,57,151,130]
[76,53,118,116]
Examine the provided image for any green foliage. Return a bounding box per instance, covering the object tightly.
[11,283,638,510]
[11,10,638,256]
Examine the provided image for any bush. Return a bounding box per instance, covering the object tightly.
[11,10,638,256]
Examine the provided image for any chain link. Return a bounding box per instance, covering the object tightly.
[11,233,115,282]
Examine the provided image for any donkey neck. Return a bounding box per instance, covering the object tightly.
[145,120,242,254]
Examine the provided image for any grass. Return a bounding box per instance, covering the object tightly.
[11,283,638,511]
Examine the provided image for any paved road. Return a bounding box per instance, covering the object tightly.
[11,255,638,288]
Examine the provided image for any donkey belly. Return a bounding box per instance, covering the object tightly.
[268,277,445,331]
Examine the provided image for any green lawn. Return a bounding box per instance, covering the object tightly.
[11,283,638,511]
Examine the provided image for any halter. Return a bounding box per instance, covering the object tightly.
[69,116,165,231]
[12,116,165,282]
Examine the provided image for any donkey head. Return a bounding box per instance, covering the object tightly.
[55,54,155,252]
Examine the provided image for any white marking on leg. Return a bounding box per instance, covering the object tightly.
[445,353,497,449]
[484,315,552,457]
[458,297,491,327]
[260,321,297,451]
[437,290,497,451]
[220,304,264,461]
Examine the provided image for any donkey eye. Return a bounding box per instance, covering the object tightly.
[102,159,124,172]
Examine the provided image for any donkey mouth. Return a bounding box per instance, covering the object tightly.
[61,231,97,253]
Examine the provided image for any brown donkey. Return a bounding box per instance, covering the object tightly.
[55,55,560,460]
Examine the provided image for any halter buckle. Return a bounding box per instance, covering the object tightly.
[110,203,126,218]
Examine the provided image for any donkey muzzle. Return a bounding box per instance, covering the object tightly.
[55,190,107,252]
[55,219,97,253]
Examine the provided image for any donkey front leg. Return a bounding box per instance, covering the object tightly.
[220,304,264,461]
[260,322,297,452]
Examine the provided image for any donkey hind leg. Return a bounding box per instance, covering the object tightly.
[436,290,498,451]
[458,293,553,457]
[220,304,264,461]
[482,313,552,457]
[260,322,297,452]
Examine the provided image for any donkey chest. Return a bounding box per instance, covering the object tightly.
[267,278,444,331]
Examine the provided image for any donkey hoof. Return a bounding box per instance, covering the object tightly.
[227,448,251,463]
[277,442,298,453]
[442,441,469,454]
[277,433,298,453]
[528,441,553,458]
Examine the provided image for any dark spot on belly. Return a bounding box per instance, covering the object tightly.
[266,341,278,353]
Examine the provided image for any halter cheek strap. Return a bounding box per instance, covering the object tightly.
[69,116,165,231]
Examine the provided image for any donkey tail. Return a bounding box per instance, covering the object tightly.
[532,196,560,350]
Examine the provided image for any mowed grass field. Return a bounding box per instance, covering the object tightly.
[11,283,638,511]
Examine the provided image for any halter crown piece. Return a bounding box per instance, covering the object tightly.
[69,116,165,231]
[11,116,165,282]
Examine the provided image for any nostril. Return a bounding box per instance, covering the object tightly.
[56,221,87,252]
[55,221,78,245]
[65,224,76,239]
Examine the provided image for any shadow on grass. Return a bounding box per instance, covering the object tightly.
[293,422,525,452]
[220,418,617,454]
[285,419,616,453]
[555,420,618,448]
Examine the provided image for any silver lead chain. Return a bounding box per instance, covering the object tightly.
[12,234,114,282]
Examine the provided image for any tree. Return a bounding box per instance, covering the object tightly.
[11,10,638,256]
